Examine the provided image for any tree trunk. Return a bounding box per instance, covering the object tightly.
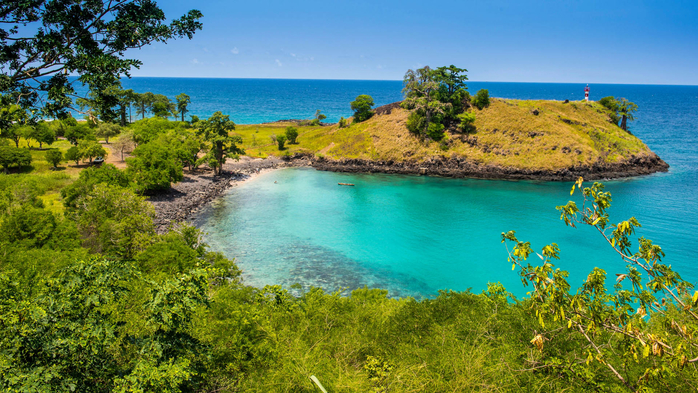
[181,111,184,122]
[621,115,627,131]
[120,105,126,126]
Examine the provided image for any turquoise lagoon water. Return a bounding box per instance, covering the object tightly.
[104,77,697,298]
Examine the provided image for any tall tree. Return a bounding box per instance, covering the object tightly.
[401,66,450,140]
[618,98,638,132]
[0,1,203,118]
[176,93,191,122]
[196,112,244,176]
[135,92,156,120]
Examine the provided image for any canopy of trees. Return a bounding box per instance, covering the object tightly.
[351,95,375,123]
[401,65,473,140]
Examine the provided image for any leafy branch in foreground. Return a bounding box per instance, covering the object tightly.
[502,178,698,391]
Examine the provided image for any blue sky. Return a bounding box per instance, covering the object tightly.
[127,0,698,84]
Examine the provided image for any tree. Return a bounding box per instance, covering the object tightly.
[64,124,95,145]
[0,1,203,118]
[276,134,287,150]
[61,164,131,210]
[401,66,449,141]
[503,179,698,391]
[45,149,62,169]
[311,110,327,126]
[176,93,192,122]
[196,112,244,176]
[126,140,183,193]
[618,98,638,132]
[471,89,490,110]
[433,65,469,117]
[112,130,137,161]
[0,104,29,148]
[135,92,156,120]
[64,146,83,166]
[0,146,32,173]
[151,94,175,118]
[338,117,347,128]
[351,95,375,123]
[285,126,299,144]
[29,122,55,149]
[78,140,107,163]
[598,97,638,132]
[96,123,121,144]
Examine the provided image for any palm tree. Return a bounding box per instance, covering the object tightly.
[176,93,191,122]
[618,98,638,132]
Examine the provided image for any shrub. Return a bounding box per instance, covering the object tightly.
[472,89,490,110]
[126,140,183,193]
[338,117,347,128]
[285,126,299,144]
[276,134,287,150]
[350,94,375,123]
[77,140,107,163]
[96,122,121,143]
[0,146,32,174]
[457,112,477,133]
[45,149,62,169]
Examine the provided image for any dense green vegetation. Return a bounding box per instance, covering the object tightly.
[599,96,639,132]
[0,2,685,391]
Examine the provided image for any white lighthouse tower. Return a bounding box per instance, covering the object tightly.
[584,84,590,101]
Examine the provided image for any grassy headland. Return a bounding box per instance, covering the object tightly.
[237,99,667,180]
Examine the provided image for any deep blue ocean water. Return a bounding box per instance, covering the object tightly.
[102,77,697,298]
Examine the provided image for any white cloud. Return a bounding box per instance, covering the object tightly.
[203,47,209,52]
[231,47,239,55]
[191,58,199,64]
[275,59,283,67]
[290,53,296,57]
[310,56,314,61]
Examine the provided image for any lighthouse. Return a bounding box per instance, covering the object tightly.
[584,84,590,101]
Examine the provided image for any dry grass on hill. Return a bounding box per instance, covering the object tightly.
[234,98,653,171]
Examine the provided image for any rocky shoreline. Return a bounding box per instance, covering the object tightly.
[309,152,669,182]
[149,152,668,232]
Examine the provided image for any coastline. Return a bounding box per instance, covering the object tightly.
[148,155,311,233]
[149,151,668,232]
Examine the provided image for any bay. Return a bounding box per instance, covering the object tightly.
[98,77,697,298]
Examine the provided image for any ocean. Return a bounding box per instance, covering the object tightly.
[95,77,698,298]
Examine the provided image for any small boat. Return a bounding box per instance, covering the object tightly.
[338,183,355,186]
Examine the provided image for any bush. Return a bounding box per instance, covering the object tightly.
[45,149,62,168]
[0,146,32,174]
[77,140,107,163]
[350,94,375,123]
[96,122,121,144]
[126,140,183,193]
[276,134,287,150]
[472,89,490,110]
[285,126,299,144]
[338,117,347,128]
[61,164,131,210]
[457,112,477,133]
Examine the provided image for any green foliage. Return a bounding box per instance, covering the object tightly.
[401,66,453,141]
[72,184,155,258]
[29,122,56,149]
[196,112,244,175]
[351,94,375,123]
[61,164,131,210]
[176,93,191,122]
[64,124,96,145]
[338,116,347,128]
[472,89,491,110]
[0,145,32,173]
[284,126,299,144]
[64,146,82,165]
[126,139,184,193]
[45,149,62,168]
[78,140,107,163]
[458,111,477,133]
[503,178,698,391]
[96,122,121,144]
[276,134,287,150]
[0,1,203,118]
[0,104,30,147]
[0,257,211,392]
[598,96,638,132]
[130,116,184,144]
[152,94,176,118]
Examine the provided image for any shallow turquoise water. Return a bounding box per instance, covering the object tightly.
[196,167,695,298]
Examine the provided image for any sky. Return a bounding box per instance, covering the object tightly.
[126,0,698,85]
